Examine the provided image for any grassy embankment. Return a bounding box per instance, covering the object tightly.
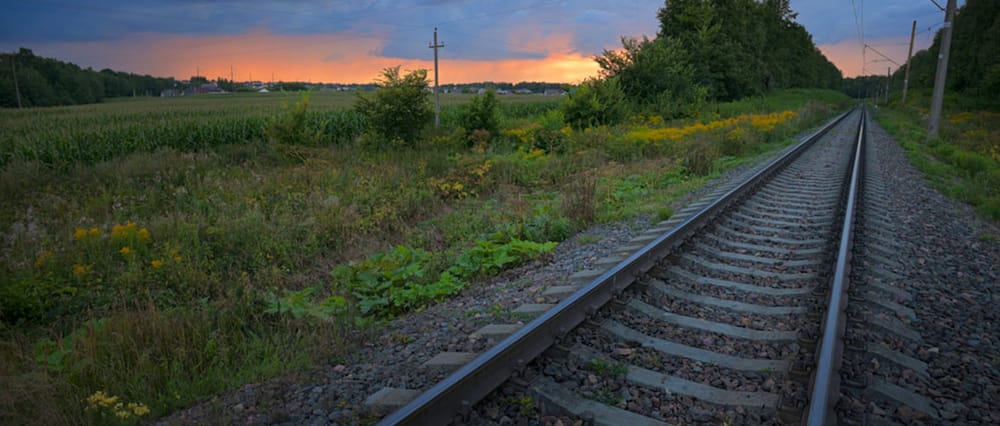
[0,88,848,424]
[873,89,1000,223]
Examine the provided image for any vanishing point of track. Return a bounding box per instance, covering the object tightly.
[376,108,871,425]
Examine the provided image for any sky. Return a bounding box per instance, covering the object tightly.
[0,1,960,84]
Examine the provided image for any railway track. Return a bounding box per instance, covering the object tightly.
[367,107,937,425]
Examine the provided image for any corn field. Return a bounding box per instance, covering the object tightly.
[0,92,560,168]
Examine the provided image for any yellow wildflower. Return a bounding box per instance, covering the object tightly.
[138,228,150,241]
[88,227,100,237]
[119,246,132,256]
[128,402,150,416]
[73,228,87,240]
[85,391,119,408]
[73,264,91,277]
[150,259,164,269]
[174,256,182,263]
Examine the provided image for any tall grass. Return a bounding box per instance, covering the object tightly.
[875,106,1000,220]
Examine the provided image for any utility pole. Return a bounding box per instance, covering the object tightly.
[230,65,234,83]
[9,58,22,109]
[928,0,957,140]
[902,20,917,105]
[429,27,444,128]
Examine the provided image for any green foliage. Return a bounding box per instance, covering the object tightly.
[448,238,556,278]
[331,246,450,317]
[459,90,500,139]
[657,0,840,101]
[331,237,555,318]
[871,0,1000,106]
[0,48,177,107]
[264,287,347,320]
[266,93,327,146]
[875,108,1000,221]
[25,301,343,421]
[596,36,703,117]
[355,66,433,146]
[562,77,627,129]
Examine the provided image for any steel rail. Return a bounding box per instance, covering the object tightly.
[806,107,866,425]
[377,109,854,426]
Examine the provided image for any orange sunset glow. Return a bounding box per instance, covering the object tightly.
[40,30,601,84]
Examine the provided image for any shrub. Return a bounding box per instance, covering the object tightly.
[355,67,433,146]
[562,77,626,129]
[267,93,326,146]
[460,90,500,142]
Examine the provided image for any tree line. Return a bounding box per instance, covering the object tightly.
[565,0,842,126]
[0,48,177,108]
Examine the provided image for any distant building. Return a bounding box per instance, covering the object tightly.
[159,89,183,97]
[544,88,565,96]
[196,83,224,94]
[514,89,533,94]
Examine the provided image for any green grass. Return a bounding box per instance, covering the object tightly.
[0,88,846,423]
[873,105,1000,221]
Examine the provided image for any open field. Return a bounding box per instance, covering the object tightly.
[1,88,849,423]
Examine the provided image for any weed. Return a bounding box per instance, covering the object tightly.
[588,358,628,378]
[577,234,599,244]
[656,207,674,222]
[508,396,537,417]
[979,233,996,242]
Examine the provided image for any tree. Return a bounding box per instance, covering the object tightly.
[355,66,433,146]
[596,35,703,117]
[0,48,176,107]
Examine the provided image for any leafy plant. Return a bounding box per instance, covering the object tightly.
[355,66,433,146]
[264,287,346,320]
[331,246,452,317]
[448,238,556,278]
[460,90,500,141]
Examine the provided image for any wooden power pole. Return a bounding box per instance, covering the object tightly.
[928,0,957,140]
[901,20,917,105]
[429,27,444,128]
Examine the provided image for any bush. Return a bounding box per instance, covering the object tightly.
[460,90,500,142]
[679,134,720,176]
[355,67,433,146]
[267,93,326,146]
[562,78,627,129]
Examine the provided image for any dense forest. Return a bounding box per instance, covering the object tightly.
[656,0,842,100]
[843,0,999,104]
[0,48,177,108]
